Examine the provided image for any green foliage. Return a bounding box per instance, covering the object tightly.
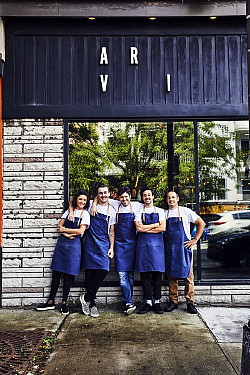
[102,122,168,203]
[68,121,236,204]
[174,122,235,203]
[69,122,110,196]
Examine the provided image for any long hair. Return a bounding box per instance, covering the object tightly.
[72,189,90,210]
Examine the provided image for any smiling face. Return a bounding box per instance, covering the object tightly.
[166,191,179,209]
[76,194,88,210]
[119,192,131,207]
[142,190,154,207]
[97,186,110,205]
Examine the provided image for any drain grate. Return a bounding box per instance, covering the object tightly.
[0,330,49,374]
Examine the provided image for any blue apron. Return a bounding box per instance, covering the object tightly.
[135,210,165,273]
[51,216,82,276]
[83,212,110,271]
[165,210,192,278]
[115,204,136,272]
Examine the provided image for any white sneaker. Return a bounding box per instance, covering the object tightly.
[90,306,99,318]
[80,295,90,315]
[125,304,136,316]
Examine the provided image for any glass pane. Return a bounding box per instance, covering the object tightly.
[199,121,250,279]
[172,122,197,278]
[68,120,250,282]
[68,121,168,284]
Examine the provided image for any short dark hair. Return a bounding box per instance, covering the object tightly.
[164,191,179,208]
[140,186,155,203]
[95,184,109,195]
[72,189,90,210]
[118,186,131,197]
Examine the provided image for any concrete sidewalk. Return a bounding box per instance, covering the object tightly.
[0,304,249,375]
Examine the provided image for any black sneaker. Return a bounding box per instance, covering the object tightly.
[124,303,136,316]
[36,302,55,311]
[137,303,152,314]
[153,303,164,314]
[60,304,69,315]
[187,303,197,314]
[164,301,178,312]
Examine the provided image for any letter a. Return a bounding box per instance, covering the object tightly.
[131,47,138,65]
[100,75,108,92]
[100,47,108,64]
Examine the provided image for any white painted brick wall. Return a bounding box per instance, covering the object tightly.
[2,119,65,306]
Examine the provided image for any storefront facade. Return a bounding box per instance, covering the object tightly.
[0,1,249,307]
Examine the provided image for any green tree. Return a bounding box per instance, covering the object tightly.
[174,122,236,204]
[102,122,168,203]
[68,121,236,205]
[68,122,109,195]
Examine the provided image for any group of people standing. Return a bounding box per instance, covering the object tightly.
[37,185,205,318]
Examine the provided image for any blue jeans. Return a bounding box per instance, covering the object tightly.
[118,271,134,305]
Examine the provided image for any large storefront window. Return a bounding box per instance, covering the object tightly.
[199,121,250,280]
[68,121,168,283]
[68,120,250,282]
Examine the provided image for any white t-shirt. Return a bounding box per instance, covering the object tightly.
[89,202,116,231]
[165,206,199,240]
[61,209,90,230]
[134,206,166,223]
[109,198,143,214]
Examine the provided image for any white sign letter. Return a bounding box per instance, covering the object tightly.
[100,47,108,64]
[100,75,109,92]
[131,47,138,65]
[166,74,171,92]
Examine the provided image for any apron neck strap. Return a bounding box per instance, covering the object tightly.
[116,203,133,223]
[142,205,156,223]
[77,209,85,227]
[97,203,110,223]
[167,206,182,221]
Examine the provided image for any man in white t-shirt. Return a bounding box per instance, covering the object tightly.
[164,191,205,314]
[91,186,143,315]
[109,186,143,315]
[80,185,116,318]
[135,187,166,314]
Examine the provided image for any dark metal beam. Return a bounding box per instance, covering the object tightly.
[167,122,175,192]
[247,0,250,138]
[193,120,201,280]
[0,1,246,18]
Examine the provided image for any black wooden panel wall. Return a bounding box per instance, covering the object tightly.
[3,19,248,119]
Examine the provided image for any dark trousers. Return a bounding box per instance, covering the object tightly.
[140,271,162,300]
[49,270,75,302]
[84,269,108,306]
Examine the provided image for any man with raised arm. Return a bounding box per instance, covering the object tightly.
[91,186,143,315]
[134,187,166,314]
[79,185,116,318]
[164,191,205,314]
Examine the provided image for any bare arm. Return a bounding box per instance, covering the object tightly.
[90,196,98,216]
[57,218,66,231]
[58,223,88,236]
[57,218,76,239]
[68,201,74,221]
[144,220,166,233]
[184,217,206,248]
[108,224,115,258]
[135,221,160,232]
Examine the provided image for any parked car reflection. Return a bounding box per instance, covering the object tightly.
[208,210,250,235]
[191,213,220,241]
[207,224,250,267]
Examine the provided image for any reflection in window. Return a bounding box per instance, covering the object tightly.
[200,121,250,280]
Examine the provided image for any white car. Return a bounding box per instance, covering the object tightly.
[208,210,250,235]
